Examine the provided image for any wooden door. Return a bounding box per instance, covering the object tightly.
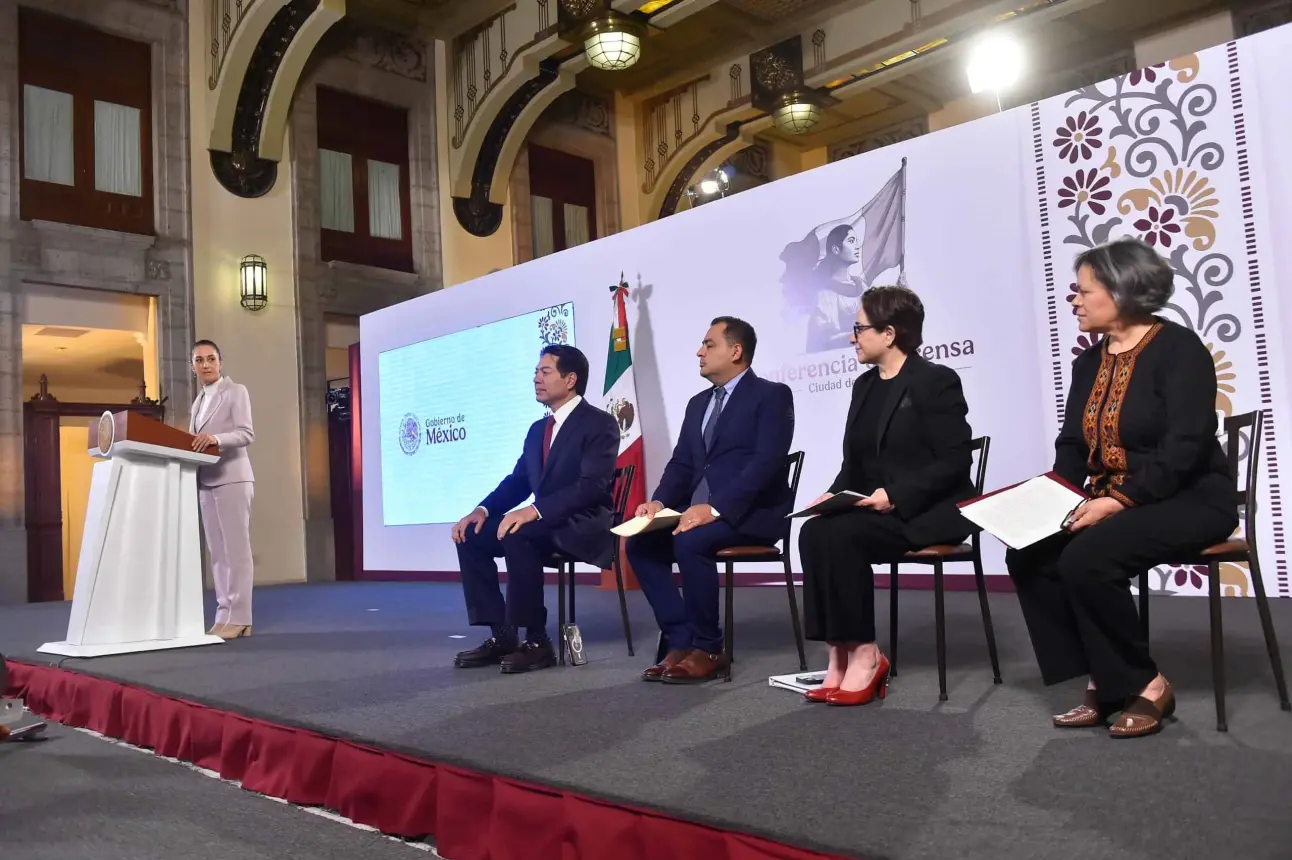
[23,398,63,602]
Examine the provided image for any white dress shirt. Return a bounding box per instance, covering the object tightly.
[479,395,582,520]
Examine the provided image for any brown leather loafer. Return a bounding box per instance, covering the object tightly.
[662,650,728,684]
[643,649,692,681]
[1110,680,1176,739]
[1054,689,1124,727]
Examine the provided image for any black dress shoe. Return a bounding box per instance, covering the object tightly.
[454,636,518,668]
[500,640,557,674]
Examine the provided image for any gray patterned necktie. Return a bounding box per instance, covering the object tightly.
[692,386,726,505]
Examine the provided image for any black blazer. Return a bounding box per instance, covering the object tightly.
[481,399,620,569]
[1056,317,1233,514]
[652,370,796,541]
[829,354,976,547]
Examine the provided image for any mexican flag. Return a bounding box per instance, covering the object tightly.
[601,275,646,589]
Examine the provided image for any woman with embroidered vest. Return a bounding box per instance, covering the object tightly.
[1007,238,1236,738]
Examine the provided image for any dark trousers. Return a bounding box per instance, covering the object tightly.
[455,516,556,633]
[627,521,759,654]
[1006,492,1237,701]
[799,509,912,643]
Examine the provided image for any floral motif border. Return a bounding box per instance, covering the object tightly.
[1032,42,1289,597]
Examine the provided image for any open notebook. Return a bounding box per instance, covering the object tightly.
[957,473,1089,549]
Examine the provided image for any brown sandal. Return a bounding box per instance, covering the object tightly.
[1054,688,1124,727]
[1109,681,1176,738]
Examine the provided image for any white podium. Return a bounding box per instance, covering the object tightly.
[40,411,225,658]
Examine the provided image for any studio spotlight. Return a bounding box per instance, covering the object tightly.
[966,33,1024,96]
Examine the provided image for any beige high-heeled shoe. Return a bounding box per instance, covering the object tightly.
[216,624,252,640]
[208,623,227,636]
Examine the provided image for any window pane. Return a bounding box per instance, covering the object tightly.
[367,159,402,240]
[94,100,142,196]
[23,85,74,186]
[319,148,355,233]
[531,195,555,259]
[563,203,591,249]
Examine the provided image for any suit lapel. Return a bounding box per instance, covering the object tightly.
[874,365,913,452]
[708,369,755,451]
[195,378,225,432]
[845,370,876,441]
[540,401,582,480]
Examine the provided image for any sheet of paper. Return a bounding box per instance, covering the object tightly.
[611,509,683,537]
[958,475,1086,549]
[787,491,869,518]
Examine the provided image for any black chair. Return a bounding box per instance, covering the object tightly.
[1138,410,1290,731]
[709,451,808,682]
[547,464,637,665]
[888,436,1001,702]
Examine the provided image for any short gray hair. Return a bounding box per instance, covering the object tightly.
[1074,238,1174,317]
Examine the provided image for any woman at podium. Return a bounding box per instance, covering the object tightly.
[189,340,257,639]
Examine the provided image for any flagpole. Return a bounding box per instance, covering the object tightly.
[898,157,908,287]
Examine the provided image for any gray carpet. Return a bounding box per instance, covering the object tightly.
[4,581,1292,860]
[0,720,431,860]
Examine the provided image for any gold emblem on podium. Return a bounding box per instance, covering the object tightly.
[97,411,115,456]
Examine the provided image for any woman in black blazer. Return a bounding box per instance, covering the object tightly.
[798,286,977,707]
[1008,237,1237,738]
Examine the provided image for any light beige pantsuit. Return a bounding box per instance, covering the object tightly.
[189,376,256,626]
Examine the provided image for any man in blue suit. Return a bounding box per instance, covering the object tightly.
[450,344,619,674]
[628,317,796,684]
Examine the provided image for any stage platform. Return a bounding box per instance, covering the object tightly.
[4,581,1292,860]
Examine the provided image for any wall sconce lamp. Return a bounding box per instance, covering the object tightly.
[239,255,268,311]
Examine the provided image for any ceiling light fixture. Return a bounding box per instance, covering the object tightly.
[582,12,647,71]
[772,90,822,135]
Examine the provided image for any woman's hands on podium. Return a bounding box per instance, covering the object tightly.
[192,433,218,452]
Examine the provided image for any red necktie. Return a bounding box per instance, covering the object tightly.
[541,415,556,466]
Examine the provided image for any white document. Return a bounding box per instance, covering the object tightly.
[611,508,683,537]
[769,671,828,693]
[958,473,1087,550]
[787,491,869,518]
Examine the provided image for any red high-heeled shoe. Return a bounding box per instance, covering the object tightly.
[826,654,891,707]
[804,685,839,703]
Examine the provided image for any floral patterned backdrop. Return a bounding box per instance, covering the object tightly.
[1030,40,1290,598]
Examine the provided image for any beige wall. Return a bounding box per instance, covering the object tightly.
[189,10,306,586]
[1136,10,1235,68]
[434,40,515,287]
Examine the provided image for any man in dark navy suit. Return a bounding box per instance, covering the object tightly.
[450,344,619,674]
[628,317,796,683]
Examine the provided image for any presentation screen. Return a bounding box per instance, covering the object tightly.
[377,302,576,526]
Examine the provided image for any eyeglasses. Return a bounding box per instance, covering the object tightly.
[852,323,879,338]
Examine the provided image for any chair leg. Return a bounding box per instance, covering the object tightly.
[784,561,807,672]
[973,554,1002,684]
[724,562,735,682]
[934,559,947,702]
[569,561,577,625]
[1138,571,1150,642]
[557,566,567,666]
[614,556,635,657]
[889,562,899,678]
[1209,560,1227,732]
[1247,546,1291,710]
